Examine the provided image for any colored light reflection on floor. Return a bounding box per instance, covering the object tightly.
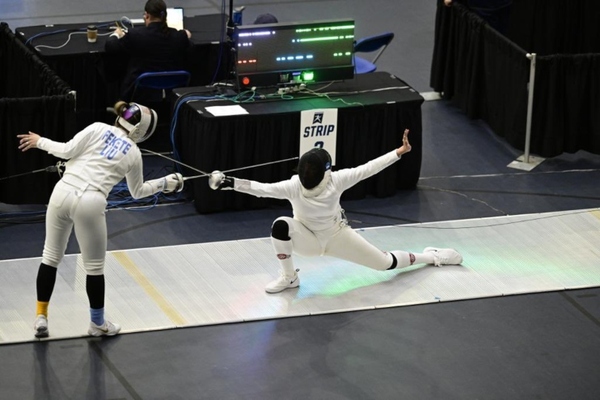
[303,273,394,298]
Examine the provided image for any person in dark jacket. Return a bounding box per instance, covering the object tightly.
[105,0,191,100]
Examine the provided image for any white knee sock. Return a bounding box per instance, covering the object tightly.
[271,237,296,277]
[390,250,435,268]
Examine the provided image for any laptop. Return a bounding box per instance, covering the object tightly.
[167,7,185,31]
[129,7,185,30]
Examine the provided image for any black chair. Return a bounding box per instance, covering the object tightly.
[353,32,395,74]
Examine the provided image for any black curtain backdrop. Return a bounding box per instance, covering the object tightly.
[175,81,423,214]
[431,2,487,118]
[508,0,600,55]
[0,23,76,204]
[533,54,600,156]
[480,24,529,151]
[0,24,72,98]
[46,51,115,131]
[430,0,600,157]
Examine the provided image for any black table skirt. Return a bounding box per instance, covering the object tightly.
[173,72,424,213]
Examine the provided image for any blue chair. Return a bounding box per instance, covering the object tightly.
[353,32,395,74]
[130,70,191,102]
[128,70,191,152]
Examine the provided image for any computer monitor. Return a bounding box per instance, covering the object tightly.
[234,19,355,89]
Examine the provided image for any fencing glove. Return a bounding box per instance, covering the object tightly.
[163,173,184,193]
[208,170,234,190]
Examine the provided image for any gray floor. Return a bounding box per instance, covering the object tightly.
[2,1,600,399]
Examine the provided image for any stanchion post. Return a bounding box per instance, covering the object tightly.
[507,52,544,171]
[524,53,537,163]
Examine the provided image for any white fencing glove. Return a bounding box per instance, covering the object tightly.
[163,173,184,193]
[208,170,234,190]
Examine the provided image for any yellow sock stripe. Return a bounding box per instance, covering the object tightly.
[112,251,186,326]
[36,301,49,317]
[591,209,600,221]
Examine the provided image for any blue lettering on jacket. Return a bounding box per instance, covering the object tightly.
[100,130,132,160]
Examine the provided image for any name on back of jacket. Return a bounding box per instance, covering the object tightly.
[100,130,132,160]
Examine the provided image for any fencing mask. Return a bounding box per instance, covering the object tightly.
[298,148,332,190]
[115,102,158,144]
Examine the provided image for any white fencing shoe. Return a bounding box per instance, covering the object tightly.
[34,315,49,338]
[423,247,463,266]
[265,270,300,293]
[88,320,121,337]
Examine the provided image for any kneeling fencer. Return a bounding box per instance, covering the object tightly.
[209,129,463,293]
[17,101,184,338]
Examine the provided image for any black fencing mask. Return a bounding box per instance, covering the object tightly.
[298,148,332,189]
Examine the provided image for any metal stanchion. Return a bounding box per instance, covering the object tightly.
[508,53,545,171]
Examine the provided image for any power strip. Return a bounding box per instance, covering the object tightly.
[277,83,306,95]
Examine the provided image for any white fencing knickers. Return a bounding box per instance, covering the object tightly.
[274,216,409,271]
[42,179,107,275]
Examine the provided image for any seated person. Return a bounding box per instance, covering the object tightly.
[253,13,278,24]
[105,0,192,101]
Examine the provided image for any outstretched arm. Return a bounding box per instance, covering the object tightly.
[208,170,295,200]
[333,129,412,191]
[126,156,184,199]
[18,124,100,159]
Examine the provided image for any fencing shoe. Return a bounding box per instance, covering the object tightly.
[423,247,463,267]
[265,270,300,293]
[88,320,121,337]
[34,315,49,338]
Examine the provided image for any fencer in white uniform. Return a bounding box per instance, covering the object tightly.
[209,129,463,293]
[18,101,184,338]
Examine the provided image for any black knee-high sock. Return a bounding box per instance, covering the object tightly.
[36,263,57,302]
[86,275,105,309]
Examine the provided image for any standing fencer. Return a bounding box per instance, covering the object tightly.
[17,101,184,338]
[209,129,463,293]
